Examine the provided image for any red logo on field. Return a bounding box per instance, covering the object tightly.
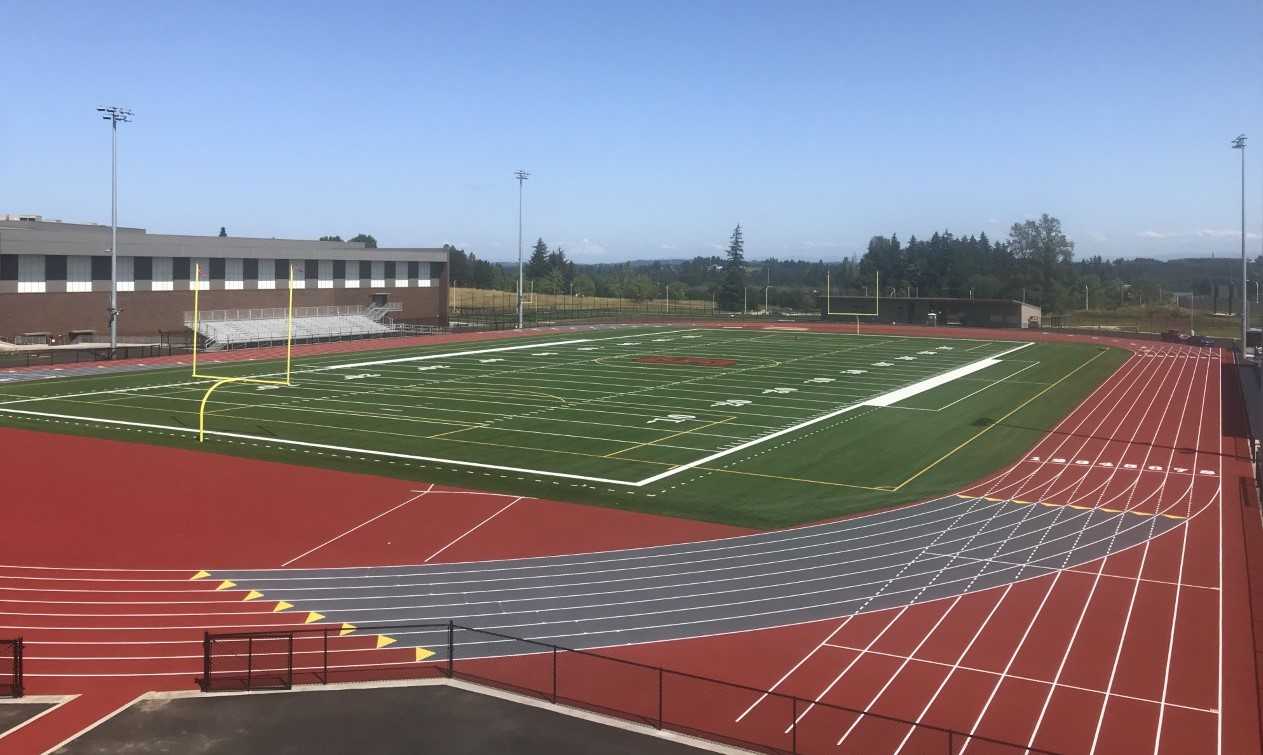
[635,355,736,367]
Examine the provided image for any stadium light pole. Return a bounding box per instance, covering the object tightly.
[515,170,530,329]
[98,106,132,352]
[1233,135,1248,353]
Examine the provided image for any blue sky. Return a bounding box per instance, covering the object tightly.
[2,1,1260,261]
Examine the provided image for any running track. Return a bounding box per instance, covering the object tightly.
[0,327,1258,754]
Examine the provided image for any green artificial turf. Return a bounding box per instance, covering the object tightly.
[0,325,1125,528]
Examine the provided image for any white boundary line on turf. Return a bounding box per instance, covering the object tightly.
[0,340,1035,489]
[634,341,1034,486]
[309,338,594,370]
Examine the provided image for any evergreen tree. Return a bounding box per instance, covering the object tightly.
[717,224,747,311]
[319,235,343,242]
[526,239,549,281]
[218,227,227,237]
[349,233,378,248]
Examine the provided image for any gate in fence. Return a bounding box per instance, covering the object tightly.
[0,638,22,698]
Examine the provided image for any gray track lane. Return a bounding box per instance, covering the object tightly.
[215,493,1181,658]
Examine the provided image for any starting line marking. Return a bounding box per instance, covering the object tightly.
[1025,456,1216,476]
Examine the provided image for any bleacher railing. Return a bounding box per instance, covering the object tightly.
[0,638,23,698]
[199,622,1057,755]
[183,304,381,325]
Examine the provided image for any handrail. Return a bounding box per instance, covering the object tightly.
[200,621,1059,754]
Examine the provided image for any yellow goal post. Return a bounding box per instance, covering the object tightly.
[191,262,296,441]
[825,271,881,333]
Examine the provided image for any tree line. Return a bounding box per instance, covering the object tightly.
[446,214,1261,314]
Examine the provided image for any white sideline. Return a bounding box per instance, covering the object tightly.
[634,341,1033,486]
[312,339,594,370]
[0,339,1034,489]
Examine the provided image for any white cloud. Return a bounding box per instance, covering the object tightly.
[659,243,678,251]
[567,237,608,259]
[986,218,1001,225]
[1137,228,1261,242]
[801,240,842,249]
[1088,231,1109,242]
[1198,228,1261,240]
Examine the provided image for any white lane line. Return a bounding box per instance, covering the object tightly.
[1090,348,1208,753]
[817,638,1219,715]
[424,497,524,563]
[1216,349,1224,755]
[854,350,1165,749]
[281,486,434,567]
[736,346,1138,724]
[942,346,1168,752]
[835,596,960,744]
[1021,344,1197,750]
[957,345,1183,753]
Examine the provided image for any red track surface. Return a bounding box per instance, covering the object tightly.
[1,326,1259,754]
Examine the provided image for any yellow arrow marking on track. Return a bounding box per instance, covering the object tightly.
[305,612,325,624]
[273,601,293,613]
[244,590,264,601]
[191,570,211,581]
[415,647,435,662]
[376,635,397,649]
[216,580,236,591]
[339,623,356,636]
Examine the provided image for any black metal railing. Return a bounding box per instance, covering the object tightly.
[0,638,23,698]
[199,622,1057,754]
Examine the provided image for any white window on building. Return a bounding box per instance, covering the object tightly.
[151,256,173,291]
[257,258,276,290]
[289,260,306,289]
[225,258,244,290]
[370,261,385,288]
[66,255,93,292]
[344,263,360,289]
[190,257,210,290]
[318,259,333,289]
[17,255,45,293]
[117,256,134,292]
[416,261,432,288]
[394,262,409,288]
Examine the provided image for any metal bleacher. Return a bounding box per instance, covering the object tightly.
[184,304,402,349]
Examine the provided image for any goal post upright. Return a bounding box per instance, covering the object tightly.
[191,263,296,441]
[285,263,294,385]
[825,271,880,332]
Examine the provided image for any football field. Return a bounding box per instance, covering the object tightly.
[0,325,1125,526]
